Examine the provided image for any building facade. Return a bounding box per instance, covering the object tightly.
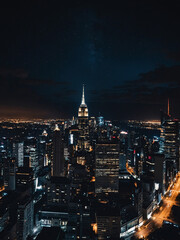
[52,125,64,177]
[78,85,89,150]
[95,142,120,194]
[163,119,180,187]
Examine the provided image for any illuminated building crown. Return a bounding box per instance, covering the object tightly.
[54,124,60,131]
[78,85,88,117]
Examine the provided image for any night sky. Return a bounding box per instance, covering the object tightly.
[0,0,180,120]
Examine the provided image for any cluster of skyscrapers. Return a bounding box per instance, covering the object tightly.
[0,87,179,239]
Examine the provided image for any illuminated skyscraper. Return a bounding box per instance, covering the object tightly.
[97,116,104,127]
[13,142,24,167]
[163,119,180,188]
[95,142,120,194]
[52,124,65,177]
[78,85,89,150]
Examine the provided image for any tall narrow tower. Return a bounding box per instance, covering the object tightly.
[168,98,170,116]
[52,124,64,176]
[78,85,89,150]
[78,85,88,117]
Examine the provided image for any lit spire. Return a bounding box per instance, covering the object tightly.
[54,124,60,131]
[81,84,85,105]
[168,98,170,116]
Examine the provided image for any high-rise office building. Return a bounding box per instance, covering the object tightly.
[3,158,16,190]
[96,214,120,240]
[119,152,131,180]
[97,116,104,127]
[17,196,34,240]
[16,167,34,186]
[154,153,165,195]
[78,85,89,150]
[25,146,38,170]
[9,159,16,191]
[23,155,30,168]
[163,119,180,187]
[46,141,53,166]
[13,142,24,167]
[38,132,47,168]
[47,177,71,206]
[95,142,120,194]
[52,124,64,177]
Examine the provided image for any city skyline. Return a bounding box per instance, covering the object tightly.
[1,2,180,240]
[0,94,179,239]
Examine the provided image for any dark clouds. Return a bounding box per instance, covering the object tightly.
[0,1,180,119]
[88,64,180,119]
[0,68,73,118]
[95,64,180,102]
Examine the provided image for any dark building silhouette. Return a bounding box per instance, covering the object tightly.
[17,196,34,240]
[52,125,64,177]
[154,153,166,195]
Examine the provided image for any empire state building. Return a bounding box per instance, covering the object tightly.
[78,85,89,150]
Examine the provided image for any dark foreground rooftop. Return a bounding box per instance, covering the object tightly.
[36,227,64,240]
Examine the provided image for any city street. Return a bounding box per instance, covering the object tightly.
[135,172,180,239]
